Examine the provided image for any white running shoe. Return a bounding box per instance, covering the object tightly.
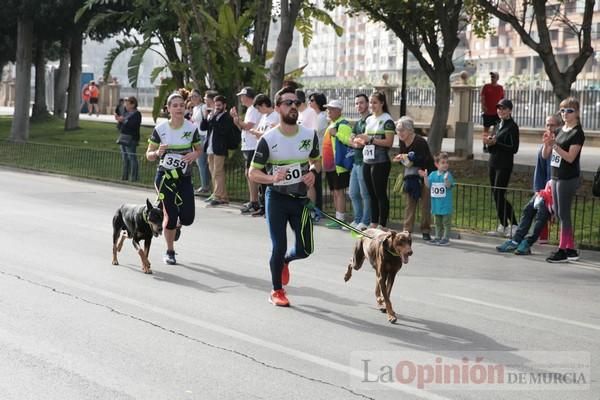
[356,222,368,231]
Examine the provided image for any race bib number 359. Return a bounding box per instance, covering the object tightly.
[160,153,188,172]
[273,163,302,186]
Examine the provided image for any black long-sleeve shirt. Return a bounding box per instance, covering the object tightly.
[488,117,519,169]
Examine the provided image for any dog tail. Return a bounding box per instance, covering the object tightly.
[112,208,125,245]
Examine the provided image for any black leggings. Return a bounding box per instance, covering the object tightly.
[363,161,391,226]
[154,173,195,229]
[489,166,517,227]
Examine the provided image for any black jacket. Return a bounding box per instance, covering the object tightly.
[488,117,519,169]
[201,112,240,156]
[119,110,142,143]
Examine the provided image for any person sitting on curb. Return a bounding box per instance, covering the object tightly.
[496,115,558,255]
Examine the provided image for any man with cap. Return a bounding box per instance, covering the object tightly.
[480,72,504,151]
[231,86,263,214]
[485,98,520,237]
[322,99,353,228]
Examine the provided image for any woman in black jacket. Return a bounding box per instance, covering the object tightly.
[116,96,142,181]
[484,98,519,237]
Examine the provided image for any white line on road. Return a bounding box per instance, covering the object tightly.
[6,270,451,400]
[439,293,600,331]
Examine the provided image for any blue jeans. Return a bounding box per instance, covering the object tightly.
[196,151,211,190]
[349,163,371,225]
[120,143,138,181]
[265,189,313,290]
[514,194,551,245]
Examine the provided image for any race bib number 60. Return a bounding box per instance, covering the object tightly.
[273,163,302,186]
[161,153,188,172]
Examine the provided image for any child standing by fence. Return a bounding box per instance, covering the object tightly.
[419,152,455,245]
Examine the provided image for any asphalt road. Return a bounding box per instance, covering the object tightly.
[1,169,599,400]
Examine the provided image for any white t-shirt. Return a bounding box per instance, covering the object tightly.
[256,111,280,136]
[191,104,207,138]
[241,106,262,151]
[315,111,328,152]
[299,107,318,131]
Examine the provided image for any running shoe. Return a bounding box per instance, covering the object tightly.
[437,238,450,246]
[241,202,260,214]
[163,250,177,265]
[496,240,518,253]
[422,233,432,241]
[269,289,290,307]
[427,238,440,245]
[251,207,265,217]
[356,222,368,231]
[281,262,290,286]
[546,249,568,263]
[566,249,579,261]
[325,220,341,229]
[514,240,531,255]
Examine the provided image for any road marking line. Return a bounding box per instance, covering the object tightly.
[14,271,451,400]
[440,293,600,331]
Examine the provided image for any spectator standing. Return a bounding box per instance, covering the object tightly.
[114,98,126,130]
[249,94,280,217]
[419,152,455,245]
[308,92,328,214]
[543,97,585,263]
[296,89,318,130]
[249,87,321,307]
[80,83,91,113]
[88,81,100,116]
[201,95,240,206]
[349,93,371,230]
[481,72,504,151]
[146,93,202,265]
[190,89,212,195]
[496,115,558,255]
[116,96,142,182]
[231,87,262,214]
[322,100,353,229]
[485,98,520,237]
[393,116,436,239]
[354,91,395,229]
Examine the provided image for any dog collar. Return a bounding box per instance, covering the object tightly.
[385,248,401,257]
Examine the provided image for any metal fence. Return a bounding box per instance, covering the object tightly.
[1,141,598,249]
[471,88,600,130]
[120,87,157,109]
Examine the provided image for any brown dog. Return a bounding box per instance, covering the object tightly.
[345,229,413,323]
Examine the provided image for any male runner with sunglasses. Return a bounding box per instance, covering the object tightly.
[249,87,321,307]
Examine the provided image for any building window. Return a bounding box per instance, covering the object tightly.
[489,36,499,47]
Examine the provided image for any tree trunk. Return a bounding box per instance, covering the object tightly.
[252,0,272,66]
[53,35,70,119]
[160,32,184,88]
[9,17,33,143]
[32,39,49,120]
[65,29,82,131]
[428,74,452,155]
[269,0,302,96]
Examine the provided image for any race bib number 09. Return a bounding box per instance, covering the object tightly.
[160,153,188,172]
[431,182,446,198]
[273,163,303,186]
[363,144,375,161]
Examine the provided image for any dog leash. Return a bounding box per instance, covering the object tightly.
[306,203,403,258]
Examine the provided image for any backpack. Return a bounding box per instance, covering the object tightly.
[333,119,354,170]
[225,119,242,150]
[593,166,600,197]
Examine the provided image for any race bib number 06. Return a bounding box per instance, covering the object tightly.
[550,149,562,168]
[160,153,188,172]
[431,182,446,198]
[273,163,302,186]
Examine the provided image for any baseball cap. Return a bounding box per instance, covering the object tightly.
[496,98,513,110]
[236,86,256,98]
[490,71,499,78]
[324,99,343,110]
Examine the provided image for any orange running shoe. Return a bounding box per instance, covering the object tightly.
[281,262,290,286]
[269,289,290,307]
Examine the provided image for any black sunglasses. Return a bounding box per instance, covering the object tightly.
[279,99,302,107]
